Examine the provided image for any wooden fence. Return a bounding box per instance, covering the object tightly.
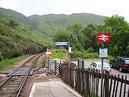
[59,65,129,97]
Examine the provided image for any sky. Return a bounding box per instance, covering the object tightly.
[0,0,129,21]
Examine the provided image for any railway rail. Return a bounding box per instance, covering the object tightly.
[0,53,44,97]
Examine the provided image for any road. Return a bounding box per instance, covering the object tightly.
[83,59,129,74]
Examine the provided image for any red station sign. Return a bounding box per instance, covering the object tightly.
[97,33,110,43]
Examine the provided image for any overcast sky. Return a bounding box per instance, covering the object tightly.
[0,0,129,21]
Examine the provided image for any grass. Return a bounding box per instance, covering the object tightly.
[0,55,28,72]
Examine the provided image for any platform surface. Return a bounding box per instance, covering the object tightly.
[29,80,82,97]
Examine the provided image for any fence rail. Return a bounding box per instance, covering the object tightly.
[59,65,129,97]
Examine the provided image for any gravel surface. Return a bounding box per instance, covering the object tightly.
[19,69,59,97]
[0,74,8,85]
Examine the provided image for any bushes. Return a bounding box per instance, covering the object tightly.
[51,48,99,60]
[72,50,99,59]
[50,49,68,59]
[71,50,83,59]
[83,52,99,59]
[0,55,4,62]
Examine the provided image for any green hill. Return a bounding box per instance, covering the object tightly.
[0,8,50,59]
[0,7,105,59]
[29,13,105,35]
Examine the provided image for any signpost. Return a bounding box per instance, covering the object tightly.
[55,41,71,67]
[55,42,68,46]
[99,48,108,58]
[68,41,71,67]
[97,32,110,97]
[97,32,110,71]
[97,33,110,43]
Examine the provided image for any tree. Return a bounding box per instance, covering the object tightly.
[104,15,129,33]
[80,24,97,51]
[53,30,71,42]
[103,15,129,57]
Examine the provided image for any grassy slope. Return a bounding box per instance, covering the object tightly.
[0,8,53,58]
[29,13,105,34]
[0,7,52,45]
[0,55,28,72]
[29,15,55,36]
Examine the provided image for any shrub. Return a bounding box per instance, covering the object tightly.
[83,52,99,59]
[0,55,4,62]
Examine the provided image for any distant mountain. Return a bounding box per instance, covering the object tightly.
[29,13,105,35]
[0,7,105,58]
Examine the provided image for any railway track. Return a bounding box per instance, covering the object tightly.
[0,53,44,97]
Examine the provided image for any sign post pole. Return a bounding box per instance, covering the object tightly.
[97,32,110,97]
[68,41,70,67]
[101,43,104,72]
[101,43,104,97]
[97,32,110,71]
[47,48,49,75]
[55,41,71,67]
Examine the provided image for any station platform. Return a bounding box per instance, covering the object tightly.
[29,79,82,97]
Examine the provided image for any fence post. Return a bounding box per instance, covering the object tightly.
[104,71,110,97]
[128,89,129,97]
[69,69,72,86]
[82,69,85,96]
[77,59,79,68]
[82,60,84,69]
[75,69,80,92]
[86,70,90,97]
[73,69,76,90]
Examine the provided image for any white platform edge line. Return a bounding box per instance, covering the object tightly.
[29,83,35,97]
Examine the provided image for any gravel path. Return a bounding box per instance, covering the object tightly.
[19,69,59,97]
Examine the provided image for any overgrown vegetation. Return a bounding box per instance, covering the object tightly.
[50,49,68,60]
[0,55,28,72]
[54,15,129,58]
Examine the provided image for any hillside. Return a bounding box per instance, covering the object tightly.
[29,13,105,35]
[0,7,105,59]
[0,8,50,59]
